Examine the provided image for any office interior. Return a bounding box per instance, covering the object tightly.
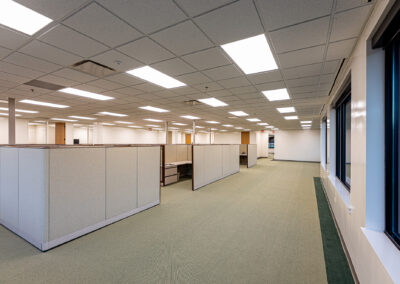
[0,0,399,283]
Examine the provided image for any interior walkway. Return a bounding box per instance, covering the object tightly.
[0,159,326,283]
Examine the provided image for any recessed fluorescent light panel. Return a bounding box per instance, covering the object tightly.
[257,123,268,126]
[68,116,96,120]
[0,112,21,117]
[144,118,163,122]
[229,111,248,117]
[198,97,228,107]
[20,99,69,109]
[146,124,159,127]
[51,118,77,122]
[98,112,127,117]
[301,121,312,124]
[139,106,169,113]
[235,127,243,129]
[115,121,133,124]
[172,122,187,126]
[262,88,290,101]
[206,121,219,124]
[0,107,38,113]
[221,34,277,74]
[101,123,115,126]
[284,116,298,120]
[222,124,233,127]
[247,118,261,122]
[127,66,185,89]
[277,107,295,113]
[0,0,52,35]
[129,125,143,128]
[181,115,200,120]
[195,126,204,129]
[60,88,113,101]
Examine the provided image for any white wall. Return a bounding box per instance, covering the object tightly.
[0,118,29,144]
[274,130,320,162]
[320,1,400,283]
[256,131,269,158]
[214,132,241,144]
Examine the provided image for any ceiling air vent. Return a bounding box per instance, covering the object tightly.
[71,60,116,77]
[184,99,201,106]
[24,79,64,91]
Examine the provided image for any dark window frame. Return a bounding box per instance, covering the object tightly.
[335,84,351,190]
[323,116,328,167]
[385,34,400,248]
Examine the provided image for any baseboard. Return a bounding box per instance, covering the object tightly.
[273,159,320,163]
[319,181,359,283]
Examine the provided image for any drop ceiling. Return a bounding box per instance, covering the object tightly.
[0,0,374,131]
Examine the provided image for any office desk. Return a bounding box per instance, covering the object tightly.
[240,154,248,165]
[164,161,192,185]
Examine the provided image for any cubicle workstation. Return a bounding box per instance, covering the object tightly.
[0,144,160,251]
[161,144,192,186]
[239,144,257,168]
[192,144,240,190]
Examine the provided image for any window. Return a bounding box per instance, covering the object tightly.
[323,116,328,167]
[335,84,351,189]
[384,31,400,247]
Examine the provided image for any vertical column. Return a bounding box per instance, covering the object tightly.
[8,97,16,145]
[165,121,168,144]
[209,128,212,144]
[192,120,196,144]
[45,120,49,144]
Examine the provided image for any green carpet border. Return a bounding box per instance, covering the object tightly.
[313,177,355,284]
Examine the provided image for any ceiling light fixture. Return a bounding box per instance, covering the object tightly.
[127,66,186,89]
[172,122,187,126]
[0,0,53,35]
[222,124,233,127]
[51,118,77,122]
[101,123,115,126]
[20,99,69,108]
[68,116,96,120]
[115,121,133,124]
[0,112,21,117]
[98,111,127,117]
[0,107,38,113]
[262,88,290,101]
[139,106,169,113]
[129,125,143,128]
[277,107,295,113]
[146,124,159,127]
[59,87,113,101]
[257,122,268,126]
[198,97,228,107]
[284,116,298,120]
[144,118,163,122]
[247,118,261,122]
[300,121,312,124]
[181,115,200,120]
[221,34,277,74]
[229,111,248,117]
[205,121,220,124]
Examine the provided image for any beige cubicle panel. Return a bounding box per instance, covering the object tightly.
[0,145,160,251]
[247,144,257,168]
[193,145,239,190]
[239,144,248,155]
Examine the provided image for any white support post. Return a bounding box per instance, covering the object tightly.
[8,98,16,145]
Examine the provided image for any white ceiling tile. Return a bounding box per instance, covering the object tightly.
[254,81,286,91]
[0,78,19,88]
[229,85,257,95]
[289,85,318,94]
[134,83,164,92]
[193,82,223,92]
[203,65,242,80]
[151,58,195,76]
[286,76,320,88]
[175,0,235,17]
[151,21,213,56]
[282,63,322,79]
[218,76,250,88]
[330,5,372,42]
[172,86,199,95]
[0,71,30,84]
[0,27,29,49]
[247,70,283,84]
[38,74,79,87]
[117,37,174,64]
[326,38,357,60]
[39,25,108,57]
[52,68,97,83]
[63,3,142,47]
[87,79,125,91]
[97,0,187,34]
[176,72,212,85]
[14,0,88,20]
[336,0,372,12]
[323,60,340,74]
[4,52,61,73]
[105,73,144,86]
[0,61,44,79]
[270,17,330,53]
[19,40,82,66]
[195,0,263,44]
[0,46,12,59]
[91,50,142,72]
[182,47,231,70]
[320,73,336,84]
[257,0,333,31]
[278,45,325,68]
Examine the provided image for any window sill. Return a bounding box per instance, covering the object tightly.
[328,174,351,209]
[361,228,400,282]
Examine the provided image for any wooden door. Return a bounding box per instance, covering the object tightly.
[55,122,66,144]
[185,133,191,144]
[241,131,250,144]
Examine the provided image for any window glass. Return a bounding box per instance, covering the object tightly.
[345,100,351,185]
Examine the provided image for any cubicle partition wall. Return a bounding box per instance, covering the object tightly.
[162,144,192,186]
[192,144,239,190]
[239,144,257,168]
[0,145,160,251]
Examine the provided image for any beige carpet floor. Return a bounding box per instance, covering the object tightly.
[0,159,327,284]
